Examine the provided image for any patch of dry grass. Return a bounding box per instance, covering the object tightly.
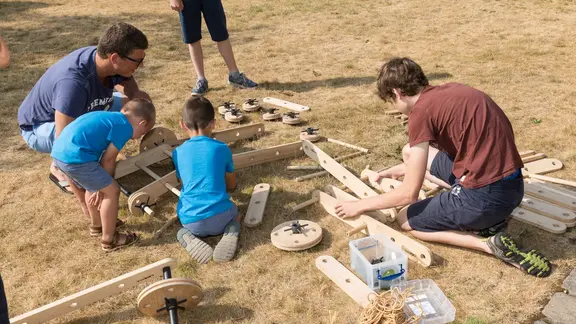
[1,0,576,323]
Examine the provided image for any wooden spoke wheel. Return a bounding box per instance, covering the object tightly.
[140,127,177,153]
[128,191,154,216]
[137,278,203,317]
[271,220,323,251]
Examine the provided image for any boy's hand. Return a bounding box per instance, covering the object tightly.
[334,201,362,218]
[170,0,184,11]
[376,168,404,181]
[87,191,103,209]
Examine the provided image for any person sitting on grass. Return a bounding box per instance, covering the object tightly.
[335,57,552,277]
[174,96,240,264]
[51,99,155,251]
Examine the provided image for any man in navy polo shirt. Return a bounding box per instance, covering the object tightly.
[17,22,152,192]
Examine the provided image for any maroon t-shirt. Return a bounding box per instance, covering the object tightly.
[408,83,523,189]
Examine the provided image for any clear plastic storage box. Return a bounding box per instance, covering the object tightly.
[393,279,456,323]
[349,234,408,291]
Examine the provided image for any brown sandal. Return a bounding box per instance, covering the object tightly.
[89,219,126,237]
[101,232,139,252]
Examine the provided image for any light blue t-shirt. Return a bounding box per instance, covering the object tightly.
[51,111,133,164]
[18,46,128,130]
[173,136,234,224]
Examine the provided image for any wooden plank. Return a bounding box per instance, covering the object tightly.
[315,255,374,307]
[166,123,266,147]
[114,144,173,179]
[302,140,396,220]
[511,208,567,234]
[527,173,576,189]
[384,109,401,115]
[244,183,271,228]
[263,97,310,112]
[520,196,576,225]
[519,150,537,158]
[524,182,576,211]
[522,153,546,164]
[314,189,433,267]
[526,179,576,200]
[233,141,304,169]
[10,258,177,324]
[133,170,179,201]
[522,158,563,175]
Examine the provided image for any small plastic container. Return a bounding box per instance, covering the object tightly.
[393,279,456,323]
[349,234,408,291]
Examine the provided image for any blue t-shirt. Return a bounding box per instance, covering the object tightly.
[51,111,133,164]
[173,136,235,224]
[18,46,128,130]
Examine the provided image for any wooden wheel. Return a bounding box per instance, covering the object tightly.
[137,278,203,317]
[299,132,321,142]
[140,127,177,152]
[271,220,323,251]
[128,191,154,216]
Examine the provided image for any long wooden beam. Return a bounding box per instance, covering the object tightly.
[166,123,265,146]
[10,259,177,324]
[114,144,174,180]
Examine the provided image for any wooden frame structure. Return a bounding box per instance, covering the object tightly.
[10,258,180,324]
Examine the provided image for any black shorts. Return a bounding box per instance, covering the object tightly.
[179,0,229,44]
[407,152,524,232]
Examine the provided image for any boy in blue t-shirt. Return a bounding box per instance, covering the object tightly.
[174,96,240,264]
[51,99,156,251]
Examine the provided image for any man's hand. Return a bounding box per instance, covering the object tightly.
[170,0,184,11]
[334,201,363,218]
[87,191,103,209]
[374,164,406,182]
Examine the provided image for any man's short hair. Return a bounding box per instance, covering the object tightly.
[182,97,215,131]
[377,57,429,102]
[122,98,156,123]
[97,22,148,59]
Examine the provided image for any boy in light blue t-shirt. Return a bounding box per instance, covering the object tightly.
[51,99,155,252]
[174,96,240,264]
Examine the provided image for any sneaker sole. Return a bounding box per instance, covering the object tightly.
[213,221,240,263]
[228,81,258,90]
[177,228,213,264]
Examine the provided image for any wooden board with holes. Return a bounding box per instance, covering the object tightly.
[520,196,576,226]
[313,190,433,267]
[302,140,397,220]
[315,255,374,307]
[263,97,310,112]
[324,185,390,221]
[526,179,576,199]
[115,144,174,179]
[233,141,304,169]
[527,174,576,190]
[522,153,546,164]
[9,258,177,324]
[167,123,266,146]
[511,208,567,234]
[244,183,271,227]
[522,158,563,175]
[524,182,576,211]
[133,170,180,201]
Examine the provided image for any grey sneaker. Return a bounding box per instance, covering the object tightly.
[228,72,258,89]
[213,220,240,263]
[191,78,209,96]
[486,232,552,277]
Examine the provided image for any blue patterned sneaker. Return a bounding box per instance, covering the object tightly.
[228,72,258,89]
[191,78,209,96]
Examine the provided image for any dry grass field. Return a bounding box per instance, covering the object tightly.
[2,0,576,323]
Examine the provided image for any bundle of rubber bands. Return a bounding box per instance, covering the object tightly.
[359,287,421,324]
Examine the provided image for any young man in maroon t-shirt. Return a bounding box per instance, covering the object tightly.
[335,57,551,277]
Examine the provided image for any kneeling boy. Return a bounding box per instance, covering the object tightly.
[335,57,551,277]
[174,96,240,264]
[51,98,155,251]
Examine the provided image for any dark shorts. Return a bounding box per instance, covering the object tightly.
[407,152,524,232]
[179,0,229,43]
[0,273,8,323]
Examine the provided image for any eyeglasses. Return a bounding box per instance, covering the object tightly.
[122,55,145,67]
